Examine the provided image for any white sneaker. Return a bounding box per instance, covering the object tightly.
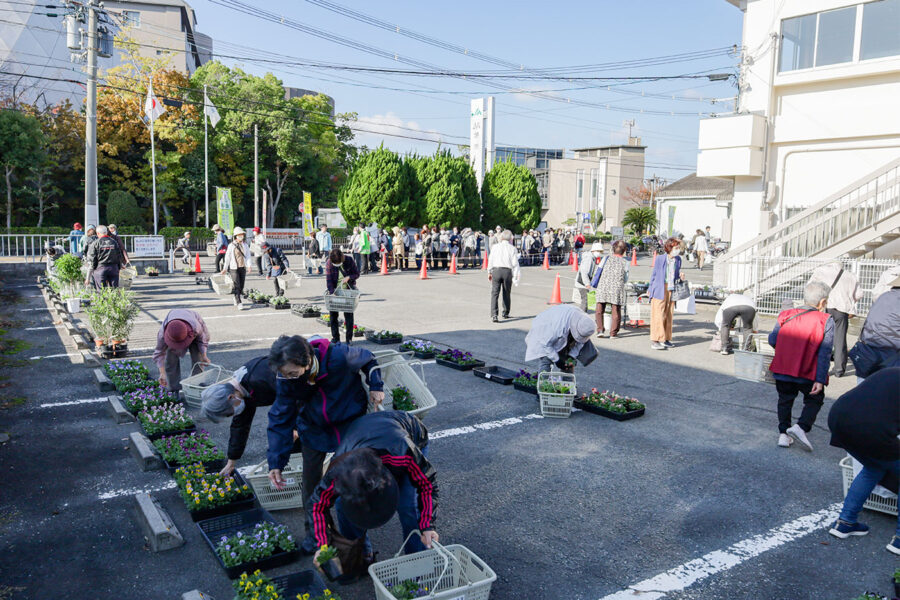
[237,302,246,311]
[233,297,239,306]
[786,424,813,452]
[777,433,793,448]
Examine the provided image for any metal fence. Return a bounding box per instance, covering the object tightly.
[750,256,898,316]
[0,233,165,261]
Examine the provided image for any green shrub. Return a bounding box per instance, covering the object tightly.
[158,226,215,243]
[106,190,144,226]
[54,254,83,285]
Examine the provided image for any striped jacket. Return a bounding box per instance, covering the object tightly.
[308,411,437,546]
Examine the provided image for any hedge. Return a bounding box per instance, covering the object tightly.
[3,226,147,235]
[158,226,215,242]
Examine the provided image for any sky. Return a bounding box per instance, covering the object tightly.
[183,0,743,186]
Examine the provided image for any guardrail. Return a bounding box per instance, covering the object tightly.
[0,234,166,262]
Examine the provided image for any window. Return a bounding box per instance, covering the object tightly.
[861,0,900,60]
[590,169,598,211]
[122,10,141,28]
[780,13,817,71]
[815,7,856,66]
[576,170,584,213]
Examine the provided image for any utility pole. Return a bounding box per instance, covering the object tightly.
[204,84,209,229]
[253,123,258,228]
[83,0,99,229]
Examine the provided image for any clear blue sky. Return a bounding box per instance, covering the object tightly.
[190,0,743,186]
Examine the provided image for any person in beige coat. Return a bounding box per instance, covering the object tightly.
[810,261,860,377]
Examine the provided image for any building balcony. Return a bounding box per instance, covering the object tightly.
[697,114,766,178]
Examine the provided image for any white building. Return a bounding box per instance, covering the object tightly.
[655,173,734,241]
[697,0,900,291]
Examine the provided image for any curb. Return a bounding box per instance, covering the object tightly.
[128,431,163,471]
[107,396,134,424]
[133,493,184,552]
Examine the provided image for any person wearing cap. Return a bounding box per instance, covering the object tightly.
[221,227,250,309]
[592,240,630,338]
[175,231,192,265]
[250,226,266,276]
[212,224,228,273]
[572,241,604,313]
[84,225,125,288]
[307,410,438,561]
[525,304,598,374]
[266,334,383,553]
[69,223,85,257]
[325,248,359,344]
[153,309,210,392]
[201,355,302,476]
[261,241,290,297]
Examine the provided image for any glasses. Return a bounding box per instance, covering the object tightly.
[276,372,304,380]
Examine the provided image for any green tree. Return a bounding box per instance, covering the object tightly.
[106,190,143,225]
[338,146,415,227]
[481,162,540,233]
[414,152,481,229]
[0,109,45,230]
[622,207,658,234]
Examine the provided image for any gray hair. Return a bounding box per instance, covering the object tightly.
[200,382,237,423]
[96,225,108,236]
[108,223,117,231]
[803,280,831,307]
[500,229,513,241]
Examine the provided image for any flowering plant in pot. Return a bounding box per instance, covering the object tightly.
[145,266,159,277]
[388,579,430,599]
[174,463,253,516]
[152,430,224,468]
[233,570,340,600]
[390,386,417,412]
[512,370,537,392]
[215,522,297,568]
[437,348,479,366]
[366,330,403,344]
[104,360,148,380]
[113,375,159,395]
[575,388,645,421]
[353,324,366,337]
[399,339,435,358]
[538,380,574,395]
[53,253,85,299]
[269,296,290,309]
[137,402,195,438]
[315,544,342,581]
[123,386,179,414]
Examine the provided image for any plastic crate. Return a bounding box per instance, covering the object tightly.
[734,334,775,384]
[119,266,138,281]
[537,371,576,418]
[180,363,233,408]
[364,352,437,420]
[839,456,898,516]
[276,270,300,291]
[244,454,305,511]
[210,274,233,295]
[369,533,496,600]
[206,242,217,258]
[323,288,361,313]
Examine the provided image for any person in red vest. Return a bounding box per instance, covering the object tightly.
[768,280,834,452]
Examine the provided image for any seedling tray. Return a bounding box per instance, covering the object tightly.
[574,399,645,421]
[164,457,226,476]
[366,335,403,345]
[197,507,300,579]
[413,350,435,359]
[271,570,327,598]
[513,382,538,396]
[435,358,485,371]
[185,473,258,522]
[143,424,197,442]
[269,302,291,310]
[473,365,517,385]
[126,397,184,417]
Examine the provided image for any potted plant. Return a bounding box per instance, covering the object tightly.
[269,296,290,310]
[435,348,484,371]
[53,253,85,311]
[123,386,180,415]
[512,370,538,395]
[575,388,646,421]
[292,303,321,318]
[314,544,342,582]
[86,287,139,358]
[137,402,196,440]
[388,579,430,599]
[365,330,404,345]
[174,463,255,521]
[145,266,159,277]
[390,386,417,412]
[399,339,435,359]
[182,266,194,275]
[233,571,337,600]
[894,569,900,600]
[152,430,225,473]
[205,511,299,578]
[353,324,366,338]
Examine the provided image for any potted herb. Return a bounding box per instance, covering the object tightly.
[144,266,159,277]
[538,380,575,395]
[182,266,194,275]
[353,324,366,338]
[269,296,290,310]
[86,287,139,358]
[174,463,255,521]
[388,579,430,599]
[315,545,342,581]
[292,303,321,318]
[123,386,179,414]
[575,388,646,421]
[152,430,225,473]
[137,402,196,440]
[390,386,417,412]
[435,348,484,371]
[399,339,436,359]
[53,253,85,311]
[317,313,343,326]
[512,370,538,395]
[204,510,299,578]
[366,330,404,345]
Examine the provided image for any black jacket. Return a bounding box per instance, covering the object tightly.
[829,367,900,469]
[86,235,123,269]
[308,411,437,547]
[227,356,278,460]
[263,246,290,274]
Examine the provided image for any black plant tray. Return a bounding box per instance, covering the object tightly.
[317,317,344,326]
[353,329,365,338]
[163,456,227,476]
[435,358,485,371]
[100,344,129,359]
[252,298,270,304]
[473,365,517,385]
[197,507,300,579]
[413,350,435,359]
[147,272,159,277]
[366,335,403,345]
[184,473,258,522]
[272,570,327,597]
[574,399,645,421]
[143,423,197,442]
[513,381,538,395]
[294,310,320,318]
[270,302,291,310]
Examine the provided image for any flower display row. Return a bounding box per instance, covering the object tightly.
[216,522,296,568]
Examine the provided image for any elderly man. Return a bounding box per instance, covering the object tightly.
[261,242,290,296]
[153,309,210,392]
[84,225,124,288]
[810,261,860,377]
[487,229,521,323]
[573,242,604,312]
[768,281,834,452]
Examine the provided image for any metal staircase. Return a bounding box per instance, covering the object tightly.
[714,157,900,295]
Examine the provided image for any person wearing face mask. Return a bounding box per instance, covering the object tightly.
[266,335,384,553]
[200,355,302,476]
[573,242,605,312]
[648,237,685,351]
[592,240,630,338]
[222,227,250,309]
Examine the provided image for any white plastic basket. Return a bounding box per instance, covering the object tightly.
[537,371,576,418]
[206,242,217,258]
[119,265,138,281]
[323,287,361,313]
[245,454,304,511]
[369,532,497,600]
[734,333,775,384]
[839,456,898,516]
[180,362,233,408]
[364,354,437,420]
[276,269,300,291]
[210,273,234,295]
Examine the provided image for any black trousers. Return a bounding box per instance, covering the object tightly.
[255,256,264,275]
[368,252,379,271]
[93,265,120,288]
[491,267,512,317]
[301,446,328,547]
[229,267,246,301]
[719,305,756,350]
[214,252,225,273]
[330,311,354,343]
[775,379,824,434]
[828,308,849,373]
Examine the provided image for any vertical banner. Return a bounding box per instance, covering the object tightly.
[216,187,234,236]
[470,98,485,190]
[484,96,495,175]
[302,191,315,238]
[262,189,268,235]
[667,205,676,236]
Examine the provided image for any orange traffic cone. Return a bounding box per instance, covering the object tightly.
[418,259,429,280]
[448,253,458,274]
[631,248,637,266]
[194,253,202,273]
[571,252,578,272]
[567,251,574,265]
[481,251,488,270]
[542,251,550,270]
[547,274,562,305]
[380,253,389,275]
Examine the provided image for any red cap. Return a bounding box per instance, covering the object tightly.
[253,227,261,233]
[74,223,82,230]
[163,320,194,351]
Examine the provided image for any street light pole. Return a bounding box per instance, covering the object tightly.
[83,0,99,229]
[253,123,258,228]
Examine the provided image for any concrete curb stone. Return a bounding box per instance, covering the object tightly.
[107,396,134,424]
[128,431,163,471]
[93,368,114,392]
[133,493,183,552]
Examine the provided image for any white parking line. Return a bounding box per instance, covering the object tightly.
[25,325,59,331]
[597,503,842,600]
[98,480,175,500]
[29,351,81,360]
[39,397,107,408]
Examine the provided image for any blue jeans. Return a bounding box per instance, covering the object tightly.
[839,451,900,537]
[335,447,429,555]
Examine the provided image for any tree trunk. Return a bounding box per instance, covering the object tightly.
[5,166,13,232]
[191,197,197,227]
[266,163,290,228]
[36,173,45,228]
[161,202,173,228]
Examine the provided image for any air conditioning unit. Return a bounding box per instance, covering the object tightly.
[97,25,114,58]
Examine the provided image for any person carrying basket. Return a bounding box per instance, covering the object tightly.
[261,242,290,297]
[153,309,210,393]
[325,248,359,344]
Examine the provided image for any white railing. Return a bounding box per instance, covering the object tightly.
[0,234,165,261]
[715,157,900,289]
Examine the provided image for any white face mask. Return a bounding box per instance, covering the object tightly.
[231,396,245,417]
[671,249,681,257]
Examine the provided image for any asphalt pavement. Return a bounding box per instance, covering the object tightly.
[0,255,895,600]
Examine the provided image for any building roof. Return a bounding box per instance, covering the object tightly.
[572,144,646,151]
[656,172,734,200]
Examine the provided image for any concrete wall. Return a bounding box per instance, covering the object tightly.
[106,2,196,73]
[656,197,730,240]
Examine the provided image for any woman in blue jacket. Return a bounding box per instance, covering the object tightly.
[266,334,383,553]
[647,237,684,351]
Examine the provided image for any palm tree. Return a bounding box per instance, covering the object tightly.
[622,207,657,235]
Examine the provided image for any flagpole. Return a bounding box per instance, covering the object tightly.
[204,84,209,229]
[149,75,158,235]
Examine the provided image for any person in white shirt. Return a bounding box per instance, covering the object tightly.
[693,229,709,270]
[487,230,521,322]
[715,293,757,355]
[809,261,861,377]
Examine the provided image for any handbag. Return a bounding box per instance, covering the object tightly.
[849,340,900,378]
[673,279,692,301]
